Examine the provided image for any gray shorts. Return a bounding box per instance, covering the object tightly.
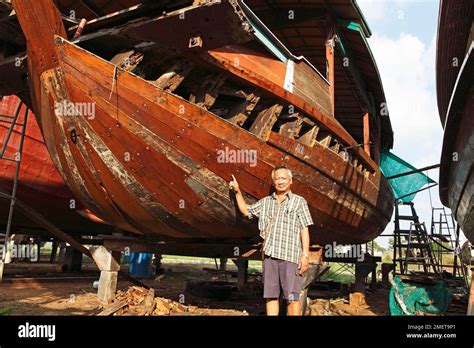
[263,256,302,301]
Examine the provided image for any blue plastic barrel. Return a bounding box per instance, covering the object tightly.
[129,252,152,277]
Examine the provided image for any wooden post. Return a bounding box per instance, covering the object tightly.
[468,267,474,316]
[90,246,121,303]
[50,240,58,263]
[371,265,377,290]
[325,32,336,116]
[219,257,227,272]
[350,262,375,306]
[153,253,164,275]
[36,241,41,263]
[381,263,395,286]
[363,112,371,156]
[373,118,381,165]
[62,245,83,272]
[232,259,248,290]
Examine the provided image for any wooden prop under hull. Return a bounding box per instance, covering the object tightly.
[12,0,394,246]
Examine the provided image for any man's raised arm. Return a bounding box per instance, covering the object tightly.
[229,174,250,217]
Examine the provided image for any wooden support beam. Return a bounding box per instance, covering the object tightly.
[98,270,118,303]
[363,112,371,156]
[0,191,91,258]
[189,73,227,109]
[350,262,376,306]
[232,259,248,290]
[298,125,319,147]
[50,240,58,263]
[90,246,121,272]
[325,32,336,116]
[468,267,474,316]
[249,104,283,140]
[154,59,194,92]
[62,246,83,272]
[0,192,150,295]
[373,117,381,165]
[226,92,260,126]
[90,247,122,303]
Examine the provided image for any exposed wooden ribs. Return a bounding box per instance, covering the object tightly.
[330,141,340,153]
[219,86,248,99]
[189,73,227,109]
[352,159,363,172]
[279,113,303,139]
[110,50,144,72]
[226,92,260,126]
[154,59,194,92]
[319,135,332,148]
[298,125,319,147]
[249,104,283,140]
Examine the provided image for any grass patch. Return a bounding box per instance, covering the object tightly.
[0,307,11,315]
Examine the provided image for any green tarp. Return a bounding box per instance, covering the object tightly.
[380,151,436,202]
[389,277,452,316]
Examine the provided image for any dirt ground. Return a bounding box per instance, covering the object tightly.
[0,261,465,316]
[0,262,265,315]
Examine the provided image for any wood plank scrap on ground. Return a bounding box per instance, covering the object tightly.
[98,285,248,316]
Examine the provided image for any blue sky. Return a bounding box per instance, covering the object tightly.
[361,0,440,44]
[355,0,465,247]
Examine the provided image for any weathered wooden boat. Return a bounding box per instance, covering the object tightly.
[0,95,115,237]
[4,0,395,255]
[436,0,473,243]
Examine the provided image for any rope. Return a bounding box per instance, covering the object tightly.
[109,65,117,100]
[109,65,120,124]
[426,169,434,210]
[390,278,412,315]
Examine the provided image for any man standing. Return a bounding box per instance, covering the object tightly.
[229,165,313,315]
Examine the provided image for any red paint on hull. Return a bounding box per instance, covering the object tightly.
[0,95,114,235]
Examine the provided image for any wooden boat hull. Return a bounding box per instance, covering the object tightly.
[0,95,115,236]
[438,49,474,243]
[33,37,392,245]
[437,0,474,243]
[11,0,394,248]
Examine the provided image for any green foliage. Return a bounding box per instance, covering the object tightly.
[388,237,394,250]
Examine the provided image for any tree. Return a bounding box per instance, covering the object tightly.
[388,237,394,250]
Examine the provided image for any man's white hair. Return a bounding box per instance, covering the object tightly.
[271,166,293,180]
